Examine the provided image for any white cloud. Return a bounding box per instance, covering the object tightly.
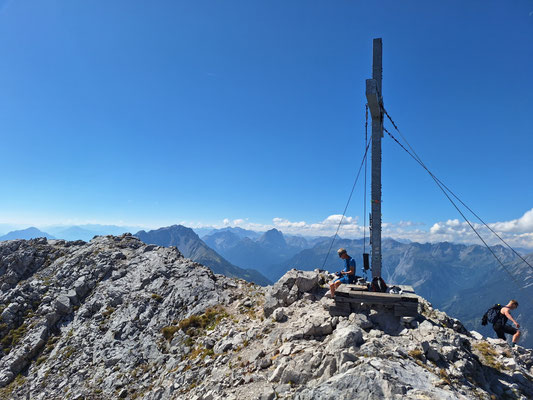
[271,215,364,236]
[273,218,306,228]
[490,208,533,234]
[180,209,533,250]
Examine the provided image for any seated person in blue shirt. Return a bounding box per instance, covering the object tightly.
[329,248,356,297]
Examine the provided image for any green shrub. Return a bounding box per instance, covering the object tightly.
[161,326,180,341]
[178,306,228,335]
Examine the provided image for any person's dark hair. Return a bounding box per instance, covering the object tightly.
[510,299,519,307]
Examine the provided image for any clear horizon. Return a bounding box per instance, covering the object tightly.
[1,207,533,251]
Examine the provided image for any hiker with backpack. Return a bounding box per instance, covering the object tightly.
[482,300,521,347]
[328,248,356,297]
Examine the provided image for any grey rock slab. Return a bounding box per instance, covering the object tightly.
[272,307,286,322]
[326,326,364,353]
[257,358,272,369]
[214,339,233,354]
[426,346,441,363]
[295,357,469,400]
[259,388,276,400]
[269,360,288,382]
[350,313,374,330]
[470,330,483,340]
[53,294,72,315]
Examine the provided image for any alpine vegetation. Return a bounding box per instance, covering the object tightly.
[1,235,533,399]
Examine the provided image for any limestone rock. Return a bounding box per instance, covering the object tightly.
[326,326,364,353]
[272,307,286,322]
[0,238,532,400]
[263,269,321,317]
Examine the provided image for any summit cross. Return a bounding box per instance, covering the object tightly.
[365,38,384,279]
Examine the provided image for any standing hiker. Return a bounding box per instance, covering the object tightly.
[328,248,356,297]
[494,300,521,347]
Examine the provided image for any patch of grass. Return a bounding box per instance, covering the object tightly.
[35,355,47,366]
[45,335,59,353]
[161,326,180,341]
[102,306,115,319]
[0,373,25,398]
[188,346,205,360]
[151,293,164,303]
[184,345,215,361]
[245,308,257,319]
[162,306,228,342]
[63,346,75,359]
[473,342,505,371]
[235,339,250,353]
[1,323,28,354]
[439,369,451,385]
[408,349,424,361]
[184,380,198,393]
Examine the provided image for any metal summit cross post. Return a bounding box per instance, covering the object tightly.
[365,38,383,279]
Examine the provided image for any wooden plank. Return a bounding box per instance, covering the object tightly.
[335,296,365,305]
[343,291,415,302]
[336,294,400,303]
[393,302,418,311]
[394,305,418,316]
[335,295,418,307]
[335,285,368,296]
[337,284,417,296]
[335,297,415,307]
[347,285,369,292]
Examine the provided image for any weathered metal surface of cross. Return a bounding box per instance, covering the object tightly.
[365,38,383,279]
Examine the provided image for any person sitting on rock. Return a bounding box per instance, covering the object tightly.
[494,299,521,347]
[328,248,356,297]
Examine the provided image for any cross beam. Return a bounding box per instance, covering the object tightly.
[365,38,383,279]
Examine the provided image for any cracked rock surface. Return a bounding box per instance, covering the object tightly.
[1,236,533,399]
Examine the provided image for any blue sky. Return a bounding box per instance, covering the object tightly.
[0,1,532,246]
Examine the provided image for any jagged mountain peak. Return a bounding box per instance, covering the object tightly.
[134,225,271,286]
[258,228,286,247]
[0,227,55,241]
[138,224,198,237]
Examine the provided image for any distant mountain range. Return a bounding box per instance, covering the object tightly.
[0,224,143,242]
[202,228,325,281]
[134,225,271,286]
[45,224,142,241]
[0,227,55,241]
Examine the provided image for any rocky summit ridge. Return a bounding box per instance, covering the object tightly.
[1,235,533,399]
